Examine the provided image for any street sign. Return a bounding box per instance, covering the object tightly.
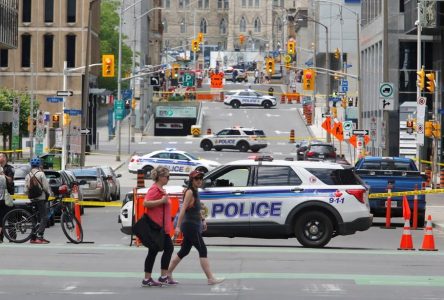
[353,129,369,135]
[150,76,160,86]
[121,89,132,101]
[210,73,223,88]
[63,109,82,116]
[47,97,64,103]
[182,73,195,87]
[35,143,43,156]
[342,121,353,132]
[379,82,394,99]
[80,128,91,135]
[340,79,349,93]
[114,100,125,121]
[56,90,74,97]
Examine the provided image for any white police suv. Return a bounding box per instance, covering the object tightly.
[120,156,373,248]
[200,127,268,152]
[128,148,220,178]
[224,89,277,109]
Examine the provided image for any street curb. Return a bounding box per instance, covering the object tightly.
[432,222,444,232]
[113,151,135,172]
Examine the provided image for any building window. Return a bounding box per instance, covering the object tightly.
[220,18,227,34]
[22,0,31,23]
[21,34,31,68]
[180,18,186,33]
[178,0,189,9]
[249,0,253,7]
[240,17,247,32]
[67,0,76,23]
[43,34,54,68]
[224,0,229,9]
[242,0,246,8]
[0,50,8,68]
[255,0,260,7]
[66,34,76,68]
[254,17,261,32]
[162,18,168,33]
[44,0,54,23]
[198,0,208,9]
[218,0,222,9]
[200,18,207,34]
[164,0,170,8]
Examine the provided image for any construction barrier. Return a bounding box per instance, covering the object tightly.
[74,203,82,241]
[289,129,295,143]
[440,170,444,188]
[137,169,145,188]
[191,125,201,137]
[220,91,224,102]
[412,185,419,230]
[419,215,438,251]
[280,94,286,104]
[384,183,395,229]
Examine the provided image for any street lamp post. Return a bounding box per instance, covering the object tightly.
[299,16,330,142]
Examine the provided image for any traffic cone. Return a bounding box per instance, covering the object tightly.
[289,129,295,143]
[419,215,438,251]
[280,94,286,104]
[398,219,415,250]
[74,203,82,242]
[136,169,145,188]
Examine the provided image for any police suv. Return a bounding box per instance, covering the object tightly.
[200,127,268,152]
[128,148,220,178]
[120,156,373,248]
[224,89,277,109]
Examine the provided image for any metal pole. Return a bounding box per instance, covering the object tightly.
[62,61,67,170]
[193,7,196,70]
[325,25,331,143]
[433,71,439,187]
[116,1,124,162]
[416,0,422,169]
[29,63,34,158]
[129,0,136,153]
[356,11,362,130]
[81,0,95,166]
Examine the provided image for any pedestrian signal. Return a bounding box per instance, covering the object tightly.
[425,121,433,137]
[417,67,425,91]
[426,72,435,93]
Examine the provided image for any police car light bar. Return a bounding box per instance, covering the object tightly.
[248,155,274,162]
[165,148,177,151]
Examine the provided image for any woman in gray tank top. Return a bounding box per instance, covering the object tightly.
[167,170,224,285]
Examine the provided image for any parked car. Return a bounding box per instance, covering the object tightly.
[224,68,248,82]
[295,140,322,160]
[101,166,122,200]
[70,167,111,201]
[304,143,337,162]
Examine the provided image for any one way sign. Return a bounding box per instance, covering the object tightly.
[80,128,91,135]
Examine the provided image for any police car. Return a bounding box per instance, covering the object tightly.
[128,148,220,178]
[200,127,268,152]
[224,89,277,109]
[120,156,373,248]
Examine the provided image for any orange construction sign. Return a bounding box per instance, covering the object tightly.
[210,73,223,88]
[348,134,370,148]
[321,117,332,133]
[331,121,344,141]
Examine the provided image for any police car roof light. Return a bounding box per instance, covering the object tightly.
[165,148,177,151]
[249,155,273,162]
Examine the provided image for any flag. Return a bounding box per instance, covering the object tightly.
[402,195,411,220]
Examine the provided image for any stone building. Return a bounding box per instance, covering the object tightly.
[0,0,18,49]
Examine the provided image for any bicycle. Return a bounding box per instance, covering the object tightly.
[2,196,83,244]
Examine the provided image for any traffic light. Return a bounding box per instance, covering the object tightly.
[432,121,441,138]
[287,40,295,55]
[334,48,340,60]
[266,58,275,75]
[341,97,347,108]
[102,54,115,77]
[172,66,179,79]
[426,72,435,93]
[63,113,71,126]
[27,117,36,133]
[192,39,199,52]
[331,106,337,118]
[52,114,60,128]
[302,69,315,91]
[239,34,245,45]
[425,121,433,137]
[417,67,425,91]
[197,32,204,43]
[285,61,291,70]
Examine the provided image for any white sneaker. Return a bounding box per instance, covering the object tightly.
[208,277,225,285]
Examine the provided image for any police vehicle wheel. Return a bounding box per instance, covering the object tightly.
[231,100,241,109]
[201,140,213,151]
[237,141,249,152]
[263,101,272,109]
[215,147,222,151]
[143,166,153,179]
[294,211,333,248]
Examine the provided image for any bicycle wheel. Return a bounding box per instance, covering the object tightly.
[61,212,83,244]
[2,208,36,243]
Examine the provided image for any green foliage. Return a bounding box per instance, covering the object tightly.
[98,0,133,93]
[0,88,37,146]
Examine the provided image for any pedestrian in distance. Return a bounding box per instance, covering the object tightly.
[0,153,14,243]
[167,170,224,286]
[141,166,178,287]
[254,69,259,84]
[24,157,52,244]
[0,167,9,243]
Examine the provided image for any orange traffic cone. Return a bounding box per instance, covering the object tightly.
[398,219,415,250]
[419,215,438,251]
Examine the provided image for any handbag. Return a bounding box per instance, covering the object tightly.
[133,206,165,251]
[4,189,13,207]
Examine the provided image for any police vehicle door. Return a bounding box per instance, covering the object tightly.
[169,152,192,175]
[200,165,253,236]
[239,91,252,105]
[249,165,304,229]
[214,129,238,148]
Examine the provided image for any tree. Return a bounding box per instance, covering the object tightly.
[0,88,37,150]
[98,0,133,93]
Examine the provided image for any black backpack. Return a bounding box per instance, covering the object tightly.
[28,171,43,199]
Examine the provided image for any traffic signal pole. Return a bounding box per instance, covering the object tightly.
[416,0,422,169]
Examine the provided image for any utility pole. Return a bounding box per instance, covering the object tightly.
[29,63,34,159]
[416,0,423,169]
[62,61,68,170]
